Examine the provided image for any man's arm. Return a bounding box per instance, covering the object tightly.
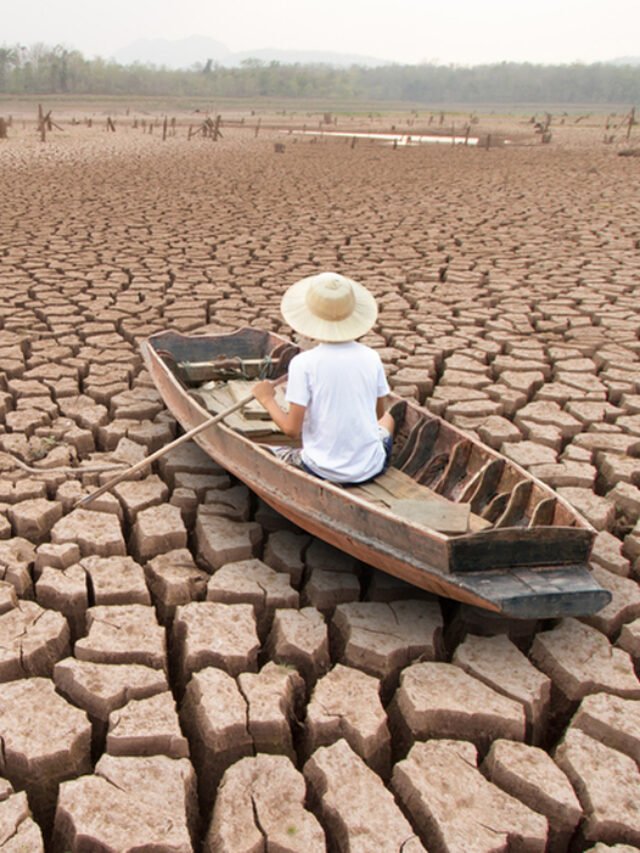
[252,380,306,439]
[376,395,390,420]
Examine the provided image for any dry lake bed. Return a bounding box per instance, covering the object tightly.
[0,103,639,851]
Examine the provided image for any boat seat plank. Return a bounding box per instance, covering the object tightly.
[353,480,408,504]
[392,498,470,534]
[356,467,425,501]
[351,466,489,533]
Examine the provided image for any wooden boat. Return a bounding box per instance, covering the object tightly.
[142,327,611,619]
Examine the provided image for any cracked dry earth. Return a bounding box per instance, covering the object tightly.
[0,114,639,852]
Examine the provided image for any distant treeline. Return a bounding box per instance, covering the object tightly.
[1,44,639,104]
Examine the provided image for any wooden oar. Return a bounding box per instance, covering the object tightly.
[78,375,286,507]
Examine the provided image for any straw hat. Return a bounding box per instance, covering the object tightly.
[281,272,378,342]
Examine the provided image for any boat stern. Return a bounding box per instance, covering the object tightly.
[449,563,611,619]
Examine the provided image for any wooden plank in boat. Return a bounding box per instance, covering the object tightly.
[226,379,271,420]
[390,498,471,533]
[180,356,281,382]
[195,386,282,436]
[378,468,489,531]
[225,379,290,421]
[366,467,428,500]
[352,467,490,533]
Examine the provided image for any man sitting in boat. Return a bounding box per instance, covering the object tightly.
[252,272,396,485]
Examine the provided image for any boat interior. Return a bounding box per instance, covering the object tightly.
[154,332,583,538]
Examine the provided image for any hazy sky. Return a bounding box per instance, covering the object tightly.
[3,0,638,65]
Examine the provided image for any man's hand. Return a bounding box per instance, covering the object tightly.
[252,380,276,406]
[251,378,304,439]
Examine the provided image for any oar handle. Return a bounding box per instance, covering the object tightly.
[77,374,287,507]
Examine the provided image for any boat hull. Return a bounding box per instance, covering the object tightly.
[142,329,611,619]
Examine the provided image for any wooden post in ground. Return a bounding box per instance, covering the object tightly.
[36,106,60,139]
[627,107,636,141]
[464,124,470,146]
[38,104,45,142]
[485,134,492,151]
[213,115,222,141]
[0,118,7,140]
[106,117,116,132]
[162,116,168,141]
[254,118,261,138]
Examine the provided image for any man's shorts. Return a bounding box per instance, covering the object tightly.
[266,426,393,486]
[378,425,393,468]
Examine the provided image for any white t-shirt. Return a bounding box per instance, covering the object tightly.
[285,341,390,483]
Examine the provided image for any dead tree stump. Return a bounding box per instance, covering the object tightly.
[36,105,63,141]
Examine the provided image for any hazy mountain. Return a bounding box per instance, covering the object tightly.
[113,36,231,67]
[112,36,389,69]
